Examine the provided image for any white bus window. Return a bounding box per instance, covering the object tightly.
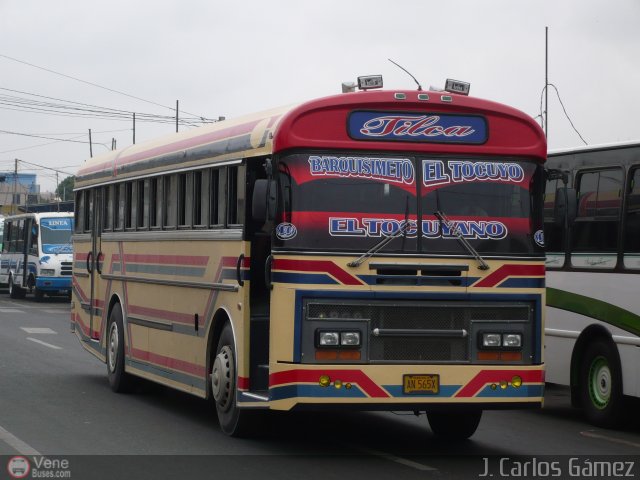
[571,168,623,269]
[624,167,640,269]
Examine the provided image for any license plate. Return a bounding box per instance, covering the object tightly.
[403,374,440,394]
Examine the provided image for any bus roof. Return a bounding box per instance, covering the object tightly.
[549,140,640,157]
[75,89,546,189]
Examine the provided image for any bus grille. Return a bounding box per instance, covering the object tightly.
[306,301,530,363]
[61,262,73,276]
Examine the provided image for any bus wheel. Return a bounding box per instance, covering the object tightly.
[579,339,624,428]
[427,410,482,440]
[8,275,26,299]
[212,324,256,437]
[106,303,134,393]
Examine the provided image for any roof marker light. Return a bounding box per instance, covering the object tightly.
[418,93,430,101]
[441,95,453,103]
[394,93,407,100]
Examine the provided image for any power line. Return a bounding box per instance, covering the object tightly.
[0,53,213,121]
[537,83,588,146]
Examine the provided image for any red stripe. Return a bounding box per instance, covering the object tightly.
[238,376,250,390]
[130,347,206,377]
[473,264,545,288]
[269,369,389,398]
[273,259,363,286]
[454,369,545,397]
[221,256,251,268]
[121,254,209,266]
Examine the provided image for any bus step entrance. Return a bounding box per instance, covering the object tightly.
[249,315,270,391]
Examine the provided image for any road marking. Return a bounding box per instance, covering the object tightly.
[0,424,41,456]
[0,308,24,313]
[42,309,68,315]
[346,444,438,471]
[580,430,640,449]
[26,337,62,350]
[1,301,34,308]
[21,327,57,334]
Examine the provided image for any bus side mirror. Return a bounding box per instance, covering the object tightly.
[252,179,277,223]
[554,187,577,226]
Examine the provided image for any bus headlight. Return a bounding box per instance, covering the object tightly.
[502,333,522,348]
[318,331,340,346]
[340,331,361,346]
[481,333,502,348]
[40,269,56,276]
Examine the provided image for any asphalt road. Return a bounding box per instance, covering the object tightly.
[1,293,639,479]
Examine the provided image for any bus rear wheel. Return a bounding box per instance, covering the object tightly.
[427,410,482,440]
[8,275,26,299]
[579,339,624,428]
[212,324,259,437]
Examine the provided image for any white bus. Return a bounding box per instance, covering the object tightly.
[544,141,640,427]
[0,212,74,299]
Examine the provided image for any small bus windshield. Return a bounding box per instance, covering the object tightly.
[275,152,544,256]
[40,217,74,254]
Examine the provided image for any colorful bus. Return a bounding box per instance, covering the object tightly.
[544,141,640,427]
[72,80,547,438]
[0,212,74,299]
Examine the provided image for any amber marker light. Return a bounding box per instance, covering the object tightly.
[511,376,523,388]
[500,381,508,390]
[319,375,331,387]
[334,380,343,389]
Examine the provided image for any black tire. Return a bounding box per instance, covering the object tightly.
[579,339,624,428]
[212,323,260,437]
[8,275,26,299]
[427,410,482,440]
[34,288,45,302]
[106,303,135,393]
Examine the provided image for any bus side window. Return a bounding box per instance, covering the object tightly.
[543,177,565,255]
[75,190,84,233]
[125,182,134,230]
[164,175,178,229]
[83,190,93,233]
[29,221,38,256]
[104,185,114,231]
[115,183,125,231]
[3,221,12,253]
[137,179,149,230]
[150,177,163,229]
[227,165,245,227]
[16,220,25,253]
[193,170,209,228]
[572,168,623,261]
[178,172,192,229]
[210,168,223,227]
[624,167,640,268]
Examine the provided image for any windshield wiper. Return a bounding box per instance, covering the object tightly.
[434,210,490,271]
[347,220,412,268]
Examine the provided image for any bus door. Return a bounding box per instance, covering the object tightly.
[87,189,104,341]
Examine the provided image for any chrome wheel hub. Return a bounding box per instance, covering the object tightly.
[211,346,234,412]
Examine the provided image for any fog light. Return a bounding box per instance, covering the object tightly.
[503,333,522,348]
[500,381,508,390]
[482,333,502,348]
[318,331,339,346]
[319,375,331,387]
[511,376,522,388]
[340,331,361,346]
[334,379,343,389]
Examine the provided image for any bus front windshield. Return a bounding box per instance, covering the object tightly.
[40,217,73,254]
[274,152,545,256]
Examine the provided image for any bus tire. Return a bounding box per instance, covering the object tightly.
[579,339,624,428]
[106,303,135,393]
[212,323,258,437]
[427,410,482,440]
[34,288,45,301]
[8,275,26,299]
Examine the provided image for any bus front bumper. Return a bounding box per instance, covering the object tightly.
[35,276,72,292]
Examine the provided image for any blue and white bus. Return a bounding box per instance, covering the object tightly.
[0,212,74,299]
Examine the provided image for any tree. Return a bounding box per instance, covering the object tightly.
[56,176,75,201]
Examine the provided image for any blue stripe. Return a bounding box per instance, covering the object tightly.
[272,272,338,285]
[269,384,367,401]
[499,278,545,288]
[476,384,545,398]
[383,385,461,398]
[357,275,479,287]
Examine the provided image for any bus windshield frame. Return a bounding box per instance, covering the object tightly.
[274,151,545,257]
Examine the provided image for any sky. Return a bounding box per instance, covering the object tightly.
[1,0,639,193]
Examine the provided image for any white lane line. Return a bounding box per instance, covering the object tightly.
[0,308,24,313]
[347,444,438,471]
[580,430,640,449]
[1,301,34,308]
[21,327,57,334]
[42,309,68,315]
[26,337,62,350]
[0,424,41,456]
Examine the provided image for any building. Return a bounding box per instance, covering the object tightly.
[0,173,40,215]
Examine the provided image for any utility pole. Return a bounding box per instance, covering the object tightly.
[12,158,18,214]
[133,112,136,144]
[176,100,179,133]
[89,129,93,158]
[545,26,549,141]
